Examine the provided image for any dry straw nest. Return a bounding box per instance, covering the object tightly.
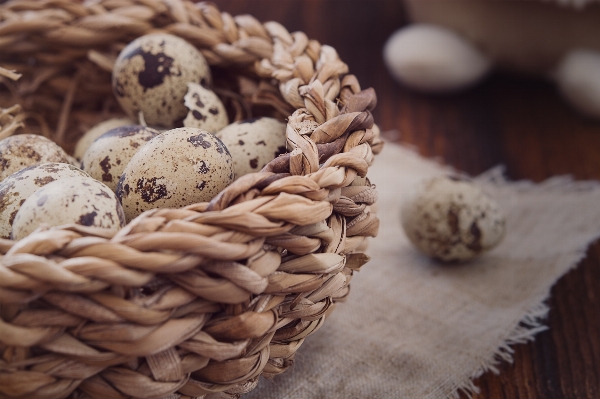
[0,1,383,398]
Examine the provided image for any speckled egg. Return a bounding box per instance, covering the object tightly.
[0,162,91,239]
[0,134,71,181]
[112,33,212,128]
[183,83,228,133]
[116,127,234,222]
[74,117,135,161]
[11,176,126,240]
[81,125,160,192]
[216,117,287,178]
[400,176,506,262]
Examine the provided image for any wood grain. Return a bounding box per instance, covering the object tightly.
[213,1,600,397]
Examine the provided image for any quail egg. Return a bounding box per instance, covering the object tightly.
[112,33,212,128]
[116,127,234,222]
[0,134,71,181]
[0,162,91,239]
[216,117,287,178]
[81,125,160,192]
[11,176,126,240]
[74,117,135,161]
[183,83,228,133]
[400,176,505,262]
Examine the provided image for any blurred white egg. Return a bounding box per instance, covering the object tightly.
[555,49,600,119]
[384,24,491,92]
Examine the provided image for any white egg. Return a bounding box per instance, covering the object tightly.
[183,83,228,133]
[116,127,234,222]
[11,176,126,240]
[216,117,287,178]
[0,134,71,181]
[0,162,91,239]
[112,33,212,128]
[383,24,491,92]
[555,49,600,119]
[81,125,160,191]
[400,176,505,262]
[74,117,135,161]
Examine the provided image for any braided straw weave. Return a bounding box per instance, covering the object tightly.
[0,1,383,398]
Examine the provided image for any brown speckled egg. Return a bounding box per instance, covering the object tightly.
[112,33,211,128]
[11,176,126,240]
[74,117,135,161]
[116,127,233,222]
[183,83,228,133]
[0,134,71,181]
[400,176,506,262]
[216,117,287,178]
[0,162,91,239]
[81,125,160,192]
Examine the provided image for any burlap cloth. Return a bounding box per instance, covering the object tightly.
[246,141,600,399]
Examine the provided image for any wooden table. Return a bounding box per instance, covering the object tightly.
[214,1,600,397]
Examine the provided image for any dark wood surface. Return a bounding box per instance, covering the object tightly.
[214,1,600,398]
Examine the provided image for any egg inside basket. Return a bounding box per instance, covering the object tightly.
[0,1,382,398]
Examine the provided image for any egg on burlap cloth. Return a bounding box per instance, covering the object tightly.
[400,176,506,262]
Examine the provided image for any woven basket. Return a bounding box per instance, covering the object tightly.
[0,1,382,398]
